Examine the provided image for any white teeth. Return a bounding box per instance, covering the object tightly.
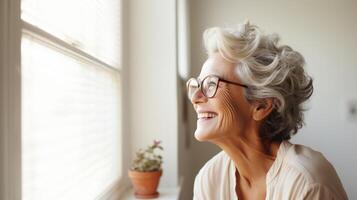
[198,112,217,119]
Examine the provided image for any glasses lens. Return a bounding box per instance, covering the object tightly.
[202,76,219,98]
[187,78,199,99]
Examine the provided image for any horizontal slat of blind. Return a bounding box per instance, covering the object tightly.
[21,0,121,68]
[21,35,122,200]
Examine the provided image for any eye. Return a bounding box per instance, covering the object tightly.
[208,81,216,88]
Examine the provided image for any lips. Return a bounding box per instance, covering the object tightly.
[197,112,218,119]
[196,109,218,122]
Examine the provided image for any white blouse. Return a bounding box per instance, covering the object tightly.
[193,141,348,200]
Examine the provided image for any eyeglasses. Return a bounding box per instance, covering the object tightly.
[186,75,248,99]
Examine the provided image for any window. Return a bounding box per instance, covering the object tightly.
[20,0,123,199]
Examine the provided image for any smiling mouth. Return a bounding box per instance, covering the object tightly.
[197,112,218,120]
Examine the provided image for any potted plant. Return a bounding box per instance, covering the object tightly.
[128,140,163,199]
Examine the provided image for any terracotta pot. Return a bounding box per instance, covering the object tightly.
[128,170,162,199]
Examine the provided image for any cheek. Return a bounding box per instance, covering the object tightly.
[214,88,249,132]
[216,88,240,131]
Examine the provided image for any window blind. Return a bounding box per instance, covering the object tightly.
[21,0,121,67]
[20,0,122,199]
[22,35,122,200]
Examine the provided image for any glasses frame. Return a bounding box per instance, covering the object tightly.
[186,74,248,99]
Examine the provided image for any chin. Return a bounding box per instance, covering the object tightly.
[194,117,220,141]
[194,129,217,142]
[194,132,206,142]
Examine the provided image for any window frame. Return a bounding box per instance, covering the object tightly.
[1,0,22,199]
[0,0,130,199]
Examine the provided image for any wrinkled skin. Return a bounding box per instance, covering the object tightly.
[191,53,255,143]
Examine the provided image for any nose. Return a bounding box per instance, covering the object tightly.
[190,88,207,105]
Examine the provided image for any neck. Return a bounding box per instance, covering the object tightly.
[211,132,281,185]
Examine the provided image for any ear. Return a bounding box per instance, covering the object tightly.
[252,98,274,121]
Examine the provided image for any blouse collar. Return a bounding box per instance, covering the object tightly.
[266,140,292,184]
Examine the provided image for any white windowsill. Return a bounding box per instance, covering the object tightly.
[121,186,181,200]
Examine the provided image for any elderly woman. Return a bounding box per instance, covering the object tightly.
[187,22,347,200]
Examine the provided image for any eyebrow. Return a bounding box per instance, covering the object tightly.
[218,75,231,81]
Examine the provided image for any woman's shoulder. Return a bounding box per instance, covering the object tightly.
[195,150,230,180]
[193,151,233,199]
[279,142,348,199]
[284,143,338,183]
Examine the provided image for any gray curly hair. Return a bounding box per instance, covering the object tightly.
[203,22,313,141]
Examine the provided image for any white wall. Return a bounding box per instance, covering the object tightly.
[128,0,179,188]
[188,0,357,199]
